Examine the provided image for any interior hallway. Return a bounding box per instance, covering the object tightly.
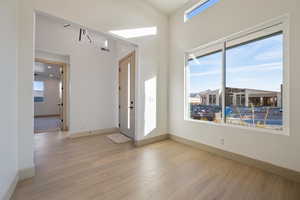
[12,132,300,200]
[34,117,60,133]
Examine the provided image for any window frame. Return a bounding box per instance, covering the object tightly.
[184,15,290,135]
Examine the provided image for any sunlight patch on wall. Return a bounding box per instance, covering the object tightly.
[109,27,157,39]
[144,77,157,136]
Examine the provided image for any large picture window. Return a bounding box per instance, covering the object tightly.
[226,33,283,130]
[185,18,287,132]
[187,51,222,123]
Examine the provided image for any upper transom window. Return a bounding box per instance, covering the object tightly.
[184,0,220,22]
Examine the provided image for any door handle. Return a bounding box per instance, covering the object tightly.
[129,106,135,109]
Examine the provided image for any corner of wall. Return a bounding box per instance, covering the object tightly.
[2,173,18,200]
[18,167,35,181]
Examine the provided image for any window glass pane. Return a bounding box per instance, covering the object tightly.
[34,81,44,91]
[186,0,220,21]
[187,51,222,123]
[33,81,45,98]
[225,33,283,130]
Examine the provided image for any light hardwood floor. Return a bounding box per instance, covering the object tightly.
[12,132,300,200]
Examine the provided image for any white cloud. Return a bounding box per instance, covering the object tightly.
[254,50,282,61]
[190,69,221,77]
[190,62,282,77]
[229,62,282,73]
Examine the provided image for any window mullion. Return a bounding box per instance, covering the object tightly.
[222,41,226,124]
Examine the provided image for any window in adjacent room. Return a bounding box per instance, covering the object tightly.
[33,81,45,102]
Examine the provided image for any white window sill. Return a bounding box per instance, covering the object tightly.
[184,118,289,136]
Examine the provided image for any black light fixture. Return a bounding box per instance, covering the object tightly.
[79,28,86,42]
[101,47,110,52]
[78,28,110,52]
[63,24,72,28]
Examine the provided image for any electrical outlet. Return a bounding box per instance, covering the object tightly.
[220,139,225,145]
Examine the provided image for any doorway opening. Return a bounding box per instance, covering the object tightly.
[34,12,139,140]
[34,58,68,133]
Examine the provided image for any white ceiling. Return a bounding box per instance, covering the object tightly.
[145,0,190,14]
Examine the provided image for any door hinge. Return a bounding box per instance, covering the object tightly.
[119,86,121,90]
[119,105,120,109]
[119,68,121,72]
[118,123,120,127]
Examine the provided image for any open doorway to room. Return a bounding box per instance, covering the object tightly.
[34,13,138,139]
[34,58,68,133]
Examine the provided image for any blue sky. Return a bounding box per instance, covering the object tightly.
[34,81,44,91]
[188,33,283,93]
[187,0,220,20]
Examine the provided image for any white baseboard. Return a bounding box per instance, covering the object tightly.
[169,134,300,183]
[2,173,18,200]
[68,127,120,139]
[18,167,35,181]
[134,134,169,147]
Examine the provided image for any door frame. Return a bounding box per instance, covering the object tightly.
[35,58,69,131]
[118,51,136,139]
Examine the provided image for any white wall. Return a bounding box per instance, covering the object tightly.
[18,0,168,172]
[169,0,300,171]
[116,42,135,61]
[36,15,119,133]
[34,77,60,117]
[0,0,19,199]
[36,50,69,64]
[17,0,35,176]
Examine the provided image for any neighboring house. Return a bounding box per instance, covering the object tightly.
[191,87,282,107]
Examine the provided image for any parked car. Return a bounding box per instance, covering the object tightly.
[190,104,221,121]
